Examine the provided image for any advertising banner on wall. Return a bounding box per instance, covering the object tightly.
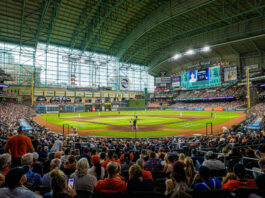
[172,76,181,87]
[120,77,129,90]
[224,66,237,81]
[66,91,75,97]
[34,90,43,96]
[44,91,55,96]
[56,91,65,96]
[85,92,93,97]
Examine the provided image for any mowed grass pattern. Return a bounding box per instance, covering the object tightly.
[39,110,241,136]
[91,116,183,125]
[165,111,240,129]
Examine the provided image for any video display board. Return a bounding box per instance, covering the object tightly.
[224,66,237,81]
[172,76,181,87]
[155,77,171,87]
[181,66,221,89]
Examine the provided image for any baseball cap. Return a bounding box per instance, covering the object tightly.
[91,155,100,164]
[5,166,29,188]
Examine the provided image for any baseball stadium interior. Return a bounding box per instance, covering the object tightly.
[1,0,265,198]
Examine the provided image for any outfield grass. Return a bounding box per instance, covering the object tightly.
[91,116,183,125]
[40,115,107,130]
[39,111,242,136]
[90,130,181,137]
[165,111,240,129]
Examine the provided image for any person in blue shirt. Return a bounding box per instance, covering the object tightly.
[193,166,222,192]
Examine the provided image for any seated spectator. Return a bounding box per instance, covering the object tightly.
[61,148,71,165]
[78,148,91,166]
[144,151,162,172]
[222,163,257,191]
[0,153,11,175]
[70,158,97,193]
[101,151,121,169]
[21,153,42,188]
[193,166,222,192]
[163,155,175,174]
[96,161,126,193]
[65,155,76,169]
[127,164,154,193]
[184,157,196,187]
[0,166,41,198]
[54,151,62,159]
[43,168,77,198]
[88,155,105,180]
[42,158,62,187]
[179,153,185,162]
[136,158,153,180]
[165,161,191,196]
[0,173,5,187]
[32,152,43,175]
[258,158,265,173]
[249,174,265,198]
[202,151,225,170]
[121,153,134,173]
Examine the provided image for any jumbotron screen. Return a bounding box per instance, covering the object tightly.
[181,66,221,89]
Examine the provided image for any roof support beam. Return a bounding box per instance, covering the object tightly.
[117,0,217,59]
[34,0,52,50]
[247,0,263,16]
[19,0,26,47]
[80,0,125,55]
[46,0,62,49]
[124,2,256,63]
[250,39,263,55]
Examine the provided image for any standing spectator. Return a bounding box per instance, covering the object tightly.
[70,158,97,193]
[50,136,63,153]
[222,164,257,191]
[88,155,105,180]
[65,155,77,169]
[21,153,42,188]
[96,161,126,193]
[4,127,34,167]
[0,153,11,175]
[42,158,62,187]
[144,151,162,172]
[0,166,41,198]
[163,155,175,174]
[121,153,134,173]
[78,148,91,166]
[127,164,154,193]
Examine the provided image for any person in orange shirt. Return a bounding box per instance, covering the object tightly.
[96,161,126,193]
[101,151,121,169]
[64,155,77,169]
[222,164,257,191]
[4,127,34,167]
[136,158,153,181]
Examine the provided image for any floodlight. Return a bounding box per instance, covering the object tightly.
[185,49,195,55]
[172,53,181,60]
[202,46,210,52]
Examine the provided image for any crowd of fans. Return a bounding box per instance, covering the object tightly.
[171,101,246,109]
[175,86,246,99]
[249,103,265,117]
[0,102,265,198]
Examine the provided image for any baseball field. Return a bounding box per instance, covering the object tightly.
[33,110,247,137]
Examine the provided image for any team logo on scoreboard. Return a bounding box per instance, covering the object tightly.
[120,77,129,90]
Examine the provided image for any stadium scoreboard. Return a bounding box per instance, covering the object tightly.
[181,66,221,89]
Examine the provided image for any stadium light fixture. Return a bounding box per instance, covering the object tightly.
[172,53,181,60]
[202,46,210,52]
[185,49,195,55]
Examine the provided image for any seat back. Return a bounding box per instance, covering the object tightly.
[77,190,92,198]
[193,189,230,198]
[231,187,259,198]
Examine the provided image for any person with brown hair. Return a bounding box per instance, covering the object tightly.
[127,164,153,193]
[43,168,77,198]
[95,161,126,193]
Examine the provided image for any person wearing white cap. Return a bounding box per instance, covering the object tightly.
[202,151,225,170]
